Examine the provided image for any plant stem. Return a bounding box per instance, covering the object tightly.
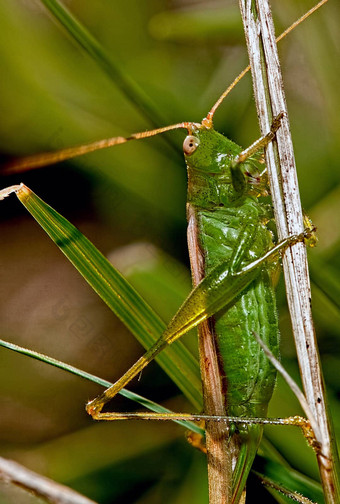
[238,1,340,502]
[187,206,230,504]
[0,457,97,504]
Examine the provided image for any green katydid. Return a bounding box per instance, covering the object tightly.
[0,118,317,504]
[0,1,332,503]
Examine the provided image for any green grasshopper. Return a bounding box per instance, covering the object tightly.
[0,1,332,503]
[0,119,315,504]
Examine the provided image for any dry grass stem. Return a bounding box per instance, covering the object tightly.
[238,1,339,502]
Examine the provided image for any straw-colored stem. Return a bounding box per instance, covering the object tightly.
[238,1,339,502]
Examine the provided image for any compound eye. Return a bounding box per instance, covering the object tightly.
[183,135,199,156]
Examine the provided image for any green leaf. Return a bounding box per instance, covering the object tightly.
[13,184,202,410]
[149,6,243,44]
[258,439,324,504]
[254,455,324,504]
[0,336,203,435]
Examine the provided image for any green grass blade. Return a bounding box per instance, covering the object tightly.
[0,337,203,436]
[0,335,322,500]
[39,0,172,134]
[254,455,324,504]
[12,184,202,410]
[149,5,243,44]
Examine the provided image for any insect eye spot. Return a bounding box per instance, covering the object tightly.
[183,135,199,156]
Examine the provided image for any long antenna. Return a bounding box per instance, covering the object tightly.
[4,0,328,172]
[202,0,328,127]
[3,122,198,174]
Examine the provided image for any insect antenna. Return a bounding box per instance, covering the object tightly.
[202,0,328,128]
[3,122,198,174]
[3,1,327,172]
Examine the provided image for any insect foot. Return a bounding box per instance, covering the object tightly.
[301,226,318,246]
[283,227,317,251]
[303,227,318,248]
[303,213,318,248]
[270,111,285,134]
[86,397,103,419]
[285,416,321,454]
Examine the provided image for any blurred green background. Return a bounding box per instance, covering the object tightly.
[0,1,339,503]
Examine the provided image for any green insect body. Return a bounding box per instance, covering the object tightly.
[184,125,279,498]
[1,120,286,503]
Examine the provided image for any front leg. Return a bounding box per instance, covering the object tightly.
[230,112,284,193]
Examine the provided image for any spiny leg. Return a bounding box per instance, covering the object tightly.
[86,403,318,452]
[86,226,311,421]
[230,113,284,193]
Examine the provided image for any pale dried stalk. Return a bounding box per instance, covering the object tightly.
[238,1,339,502]
[0,456,98,504]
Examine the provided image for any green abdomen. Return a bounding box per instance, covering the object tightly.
[197,202,279,418]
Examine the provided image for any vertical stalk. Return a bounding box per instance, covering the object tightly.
[238,1,340,502]
[0,456,98,504]
[198,321,231,503]
[187,207,230,504]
